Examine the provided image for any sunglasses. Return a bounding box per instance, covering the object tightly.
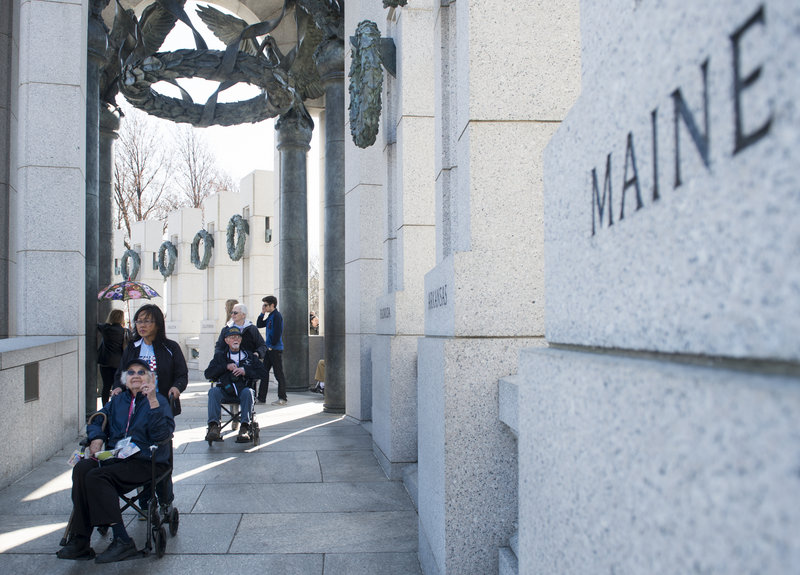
[126,369,148,376]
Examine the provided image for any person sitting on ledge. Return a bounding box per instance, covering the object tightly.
[205,325,268,443]
[57,358,174,563]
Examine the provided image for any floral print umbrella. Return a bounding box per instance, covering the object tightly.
[97,280,160,301]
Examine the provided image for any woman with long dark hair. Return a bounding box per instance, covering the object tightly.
[115,304,187,400]
[113,303,187,512]
[97,308,126,405]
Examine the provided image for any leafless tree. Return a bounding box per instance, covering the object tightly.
[114,107,238,242]
[309,255,320,318]
[113,108,176,240]
[174,125,236,208]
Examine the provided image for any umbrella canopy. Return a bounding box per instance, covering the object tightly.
[97,280,160,302]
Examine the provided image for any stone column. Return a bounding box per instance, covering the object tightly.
[316,39,346,413]
[86,0,108,410]
[98,105,119,323]
[0,0,12,338]
[276,108,313,391]
[415,2,575,573]
[372,3,436,479]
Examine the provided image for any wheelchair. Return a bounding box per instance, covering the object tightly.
[60,410,180,559]
[208,378,260,446]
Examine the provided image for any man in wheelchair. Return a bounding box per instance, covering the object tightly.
[205,325,268,443]
[57,358,174,563]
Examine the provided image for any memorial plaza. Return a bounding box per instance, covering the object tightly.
[0,1,798,573]
[0,383,422,573]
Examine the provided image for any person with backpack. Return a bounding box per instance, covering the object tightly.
[97,309,127,406]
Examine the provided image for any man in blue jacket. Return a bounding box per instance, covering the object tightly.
[256,295,288,405]
[57,358,174,563]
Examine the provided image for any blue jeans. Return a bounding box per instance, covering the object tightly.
[208,384,254,425]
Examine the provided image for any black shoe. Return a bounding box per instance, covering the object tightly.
[205,422,222,442]
[56,536,94,560]
[236,422,251,443]
[256,398,266,404]
[94,537,137,563]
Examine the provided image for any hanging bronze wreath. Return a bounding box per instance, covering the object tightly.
[157,240,178,278]
[120,49,296,127]
[226,215,250,261]
[190,230,214,270]
[349,21,383,148]
[120,249,141,280]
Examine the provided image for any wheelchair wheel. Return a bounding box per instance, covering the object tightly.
[155,525,167,558]
[168,507,180,536]
[251,422,260,445]
[149,500,161,529]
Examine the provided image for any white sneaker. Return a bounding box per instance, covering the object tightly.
[271,399,287,406]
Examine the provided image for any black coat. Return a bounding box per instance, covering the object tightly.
[204,348,268,382]
[114,338,189,399]
[97,323,126,368]
[214,322,267,359]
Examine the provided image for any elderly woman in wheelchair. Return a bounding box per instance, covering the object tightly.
[57,358,174,563]
[205,325,268,445]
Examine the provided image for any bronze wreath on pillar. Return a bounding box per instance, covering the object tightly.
[121,249,141,281]
[190,230,214,270]
[349,20,383,148]
[157,240,178,278]
[226,215,249,261]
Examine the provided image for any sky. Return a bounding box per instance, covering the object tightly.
[119,1,322,256]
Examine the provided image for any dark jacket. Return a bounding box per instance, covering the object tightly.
[256,310,284,350]
[214,321,267,359]
[87,388,174,463]
[204,348,268,383]
[114,338,189,398]
[97,323,126,368]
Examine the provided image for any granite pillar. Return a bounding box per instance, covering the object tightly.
[276,108,313,391]
[519,2,800,572]
[374,3,437,479]
[85,0,107,410]
[98,106,119,323]
[316,39,346,414]
[0,0,11,338]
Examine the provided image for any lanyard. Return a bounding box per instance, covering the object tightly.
[124,395,135,436]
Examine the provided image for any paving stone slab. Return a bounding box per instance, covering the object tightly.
[0,514,71,553]
[317,450,389,483]
[0,483,73,516]
[125,512,241,555]
[182,433,373,453]
[323,551,422,575]
[230,511,418,554]
[194,482,415,514]
[172,451,322,484]
[0,552,322,574]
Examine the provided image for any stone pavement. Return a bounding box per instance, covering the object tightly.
[0,380,421,574]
